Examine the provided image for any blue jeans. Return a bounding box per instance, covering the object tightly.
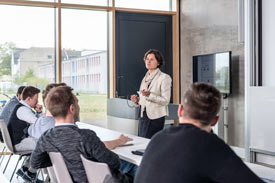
[120,159,138,178]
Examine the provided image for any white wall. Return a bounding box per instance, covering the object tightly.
[245,0,275,165]
[262,0,275,86]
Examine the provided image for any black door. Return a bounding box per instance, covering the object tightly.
[115,12,172,101]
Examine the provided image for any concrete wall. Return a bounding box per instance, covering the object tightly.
[180,0,245,147]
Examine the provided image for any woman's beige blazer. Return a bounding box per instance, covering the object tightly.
[138,71,172,120]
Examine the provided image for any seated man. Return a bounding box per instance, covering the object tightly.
[0,86,25,142]
[0,86,25,125]
[28,83,66,140]
[7,86,43,183]
[8,86,42,151]
[31,86,134,183]
[134,83,264,183]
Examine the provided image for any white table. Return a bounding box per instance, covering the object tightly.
[76,122,150,166]
[245,162,275,183]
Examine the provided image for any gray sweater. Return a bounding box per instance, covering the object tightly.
[0,96,19,124]
[31,125,121,183]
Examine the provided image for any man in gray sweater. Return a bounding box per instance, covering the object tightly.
[31,86,133,183]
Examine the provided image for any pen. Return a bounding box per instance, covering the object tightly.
[118,143,134,147]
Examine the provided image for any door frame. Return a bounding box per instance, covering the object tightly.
[110,4,180,104]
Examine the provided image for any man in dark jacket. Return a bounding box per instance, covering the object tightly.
[134,83,264,183]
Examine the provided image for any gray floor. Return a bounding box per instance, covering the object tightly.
[0,152,38,183]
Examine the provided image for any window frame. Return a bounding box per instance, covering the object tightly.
[0,0,180,103]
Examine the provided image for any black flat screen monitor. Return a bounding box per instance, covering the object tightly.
[193,51,232,94]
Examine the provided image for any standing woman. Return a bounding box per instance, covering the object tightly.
[131,49,172,139]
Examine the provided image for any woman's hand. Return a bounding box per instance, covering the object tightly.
[141,90,150,97]
[130,94,139,104]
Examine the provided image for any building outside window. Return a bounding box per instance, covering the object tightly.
[0,5,55,105]
[0,0,176,125]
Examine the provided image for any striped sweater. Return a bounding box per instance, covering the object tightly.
[30,125,121,183]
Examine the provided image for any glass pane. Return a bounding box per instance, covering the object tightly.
[61,0,109,6]
[61,9,107,125]
[115,0,172,11]
[0,5,55,101]
[22,0,57,2]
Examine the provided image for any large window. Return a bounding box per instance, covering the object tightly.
[0,4,55,102]
[0,0,178,127]
[61,9,108,123]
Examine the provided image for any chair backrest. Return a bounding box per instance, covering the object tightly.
[80,154,111,183]
[47,166,58,183]
[48,152,73,183]
[0,119,15,153]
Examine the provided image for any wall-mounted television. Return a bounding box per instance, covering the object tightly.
[193,51,232,94]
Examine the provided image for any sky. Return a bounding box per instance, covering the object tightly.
[0,5,107,50]
[215,52,230,71]
[0,0,171,51]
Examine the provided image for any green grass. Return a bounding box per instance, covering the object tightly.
[0,93,107,121]
[76,93,107,121]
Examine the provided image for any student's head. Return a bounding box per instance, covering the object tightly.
[42,83,67,106]
[16,86,26,100]
[45,86,79,123]
[22,86,40,108]
[144,49,164,69]
[178,83,221,128]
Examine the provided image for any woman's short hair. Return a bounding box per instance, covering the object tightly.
[22,86,40,100]
[143,49,164,68]
[182,82,221,126]
[45,86,75,118]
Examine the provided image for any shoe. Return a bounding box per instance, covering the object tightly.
[16,167,26,178]
[22,171,43,183]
